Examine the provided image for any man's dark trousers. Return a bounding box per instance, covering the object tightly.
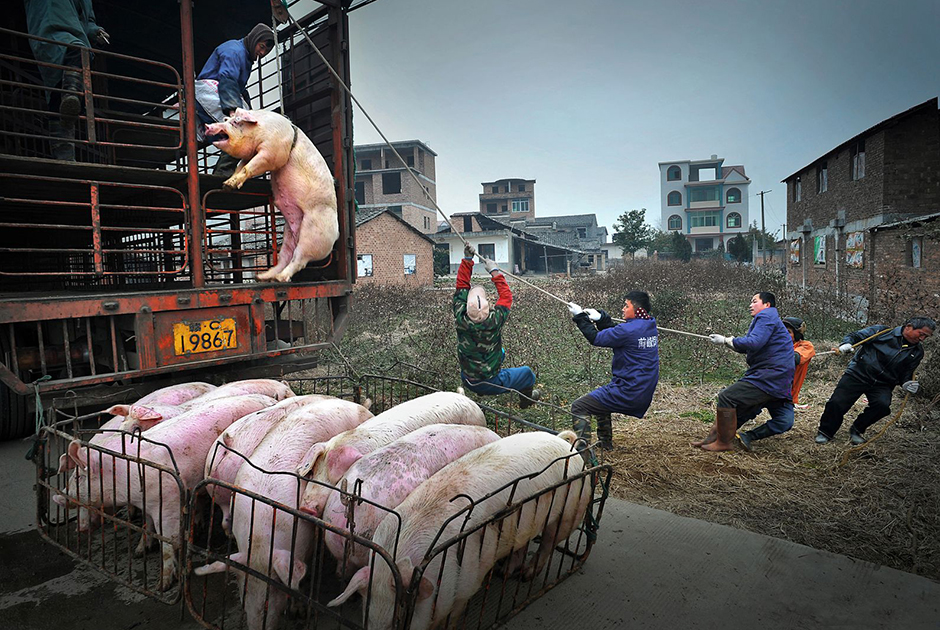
[818,372,893,438]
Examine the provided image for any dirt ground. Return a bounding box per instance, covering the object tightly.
[594,358,940,582]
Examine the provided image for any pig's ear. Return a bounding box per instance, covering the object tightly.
[396,557,433,600]
[326,446,362,483]
[131,405,163,422]
[272,549,306,590]
[296,443,325,477]
[67,440,88,470]
[328,566,370,607]
[106,404,131,417]
[57,452,76,473]
[233,109,258,124]
[52,492,68,507]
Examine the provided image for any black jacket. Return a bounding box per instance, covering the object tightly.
[843,325,924,387]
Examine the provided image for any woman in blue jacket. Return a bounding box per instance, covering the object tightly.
[567,290,660,450]
[695,292,795,452]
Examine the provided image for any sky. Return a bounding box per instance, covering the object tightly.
[343,0,940,241]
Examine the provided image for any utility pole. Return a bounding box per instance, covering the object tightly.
[757,189,771,264]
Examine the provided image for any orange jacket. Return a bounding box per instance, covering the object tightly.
[792,340,815,404]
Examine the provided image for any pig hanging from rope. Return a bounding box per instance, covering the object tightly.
[205,108,340,283]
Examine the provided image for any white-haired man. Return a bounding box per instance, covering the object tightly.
[454,243,537,407]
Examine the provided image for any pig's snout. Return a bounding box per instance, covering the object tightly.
[300,505,321,518]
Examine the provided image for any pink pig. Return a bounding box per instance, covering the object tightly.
[54,394,277,591]
[328,430,591,630]
[205,108,339,283]
[204,394,334,534]
[195,398,374,630]
[295,392,486,520]
[321,423,500,574]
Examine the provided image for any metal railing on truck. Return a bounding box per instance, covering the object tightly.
[34,370,612,630]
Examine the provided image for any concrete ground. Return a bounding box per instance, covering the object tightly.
[2,437,938,630]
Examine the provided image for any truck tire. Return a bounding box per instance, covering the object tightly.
[0,387,30,441]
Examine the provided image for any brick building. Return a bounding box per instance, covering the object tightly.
[355,208,435,286]
[354,140,438,234]
[479,178,536,220]
[782,98,940,315]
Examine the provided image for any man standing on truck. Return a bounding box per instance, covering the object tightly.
[23,0,110,161]
[196,23,275,177]
[455,244,539,408]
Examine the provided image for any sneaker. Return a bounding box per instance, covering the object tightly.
[814,432,831,444]
[736,431,753,451]
[849,427,867,445]
[795,403,810,411]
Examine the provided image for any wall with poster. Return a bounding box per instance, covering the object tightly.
[790,239,800,264]
[813,235,826,265]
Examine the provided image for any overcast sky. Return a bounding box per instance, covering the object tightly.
[344,0,940,240]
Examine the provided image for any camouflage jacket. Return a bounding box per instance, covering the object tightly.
[453,257,512,381]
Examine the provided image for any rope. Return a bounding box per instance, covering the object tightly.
[834,377,919,469]
[813,327,894,357]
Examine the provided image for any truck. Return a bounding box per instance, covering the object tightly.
[0,0,360,439]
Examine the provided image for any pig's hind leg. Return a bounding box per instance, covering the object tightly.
[257,223,298,281]
[273,206,335,282]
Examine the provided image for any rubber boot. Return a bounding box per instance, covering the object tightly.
[518,387,539,409]
[49,119,76,161]
[596,414,614,450]
[213,152,240,178]
[60,71,82,118]
[736,422,774,452]
[572,415,592,443]
[700,407,737,452]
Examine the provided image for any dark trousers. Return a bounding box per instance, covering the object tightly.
[818,372,893,438]
[717,380,779,415]
[571,393,613,418]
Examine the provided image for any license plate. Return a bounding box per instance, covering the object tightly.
[173,318,237,356]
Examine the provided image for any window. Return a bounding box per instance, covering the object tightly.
[491,186,499,194]
[667,165,681,181]
[695,237,714,251]
[478,243,495,259]
[360,159,372,170]
[511,199,529,213]
[517,184,525,192]
[486,203,497,214]
[817,162,828,193]
[794,176,802,202]
[357,254,373,277]
[423,216,429,230]
[690,186,718,203]
[501,205,507,213]
[354,181,364,205]
[667,214,681,230]
[577,228,587,238]
[463,216,473,232]
[910,236,923,268]
[726,212,742,229]
[382,172,401,194]
[503,186,508,193]
[726,187,741,203]
[406,155,414,167]
[689,211,720,228]
[851,140,866,180]
[403,254,416,275]
[384,160,389,168]
[667,191,682,206]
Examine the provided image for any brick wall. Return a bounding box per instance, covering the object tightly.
[883,106,940,216]
[355,213,434,286]
[869,222,940,319]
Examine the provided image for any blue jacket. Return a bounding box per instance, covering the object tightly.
[731,307,794,400]
[575,314,660,417]
[197,39,252,114]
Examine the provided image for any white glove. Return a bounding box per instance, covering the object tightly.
[709,334,735,348]
[838,343,854,354]
[464,243,475,259]
[96,27,111,46]
[567,302,583,317]
[902,380,920,394]
[585,308,602,322]
[483,258,499,274]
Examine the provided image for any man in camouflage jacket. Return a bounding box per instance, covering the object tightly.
[454,244,537,407]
